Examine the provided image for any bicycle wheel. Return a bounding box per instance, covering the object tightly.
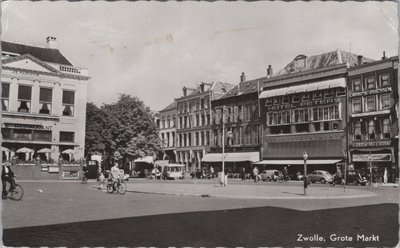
[106,183,114,193]
[11,184,24,201]
[117,182,127,195]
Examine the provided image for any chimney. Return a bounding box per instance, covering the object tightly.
[240,72,246,82]
[199,82,205,93]
[46,36,58,49]
[267,65,273,78]
[357,55,363,65]
[382,51,387,60]
[182,87,187,97]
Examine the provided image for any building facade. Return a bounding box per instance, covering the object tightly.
[258,50,373,176]
[1,37,90,166]
[203,72,266,174]
[347,54,398,183]
[157,101,177,162]
[175,82,234,172]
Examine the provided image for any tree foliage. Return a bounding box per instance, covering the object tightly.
[85,94,161,168]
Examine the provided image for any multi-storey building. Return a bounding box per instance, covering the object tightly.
[158,101,177,162]
[257,50,373,176]
[175,81,234,172]
[203,72,268,174]
[347,54,398,183]
[1,37,90,168]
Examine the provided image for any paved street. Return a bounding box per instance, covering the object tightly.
[2,179,399,247]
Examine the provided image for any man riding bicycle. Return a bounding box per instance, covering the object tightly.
[109,162,121,191]
[2,162,16,199]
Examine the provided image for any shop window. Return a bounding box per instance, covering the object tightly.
[314,123,321,131]
[2,83,10,111]
[382,118,391,139]
[352,79,361,91]
[14,129,32,141]
[379,74,390,87]
[18,85,32,113]
[33,130,52,142]
[39,88,52,114]
[324,89,334,98]
[354,121,361,141]
[365,96,376,112]
[324,122,330,131]
[301,92,310,102]
[352,98,362,113]
[368,120,375,140]
[333,122,339,130]
[380,94,390,109]
[265,98,273,106]
[292,94,301,103]
[336,87,346,97]
[296,123,309,133]
[365,77,376,90]
[62,90,75,116]
[1,128,11,139]
[313,91,322,100]
[60,131,75,143]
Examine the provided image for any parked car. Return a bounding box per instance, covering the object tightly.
[308,170,333,184]
[346,169,367,186]
[190,169,208,179]
[260,169,281,181]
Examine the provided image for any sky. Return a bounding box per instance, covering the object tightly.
[1,1,398,111]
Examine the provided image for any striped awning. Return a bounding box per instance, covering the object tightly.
[259,78,346,98]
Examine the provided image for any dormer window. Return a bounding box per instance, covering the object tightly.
[294,55,307,69]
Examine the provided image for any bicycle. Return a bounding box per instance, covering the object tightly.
[277,174,289,183]
[106,179,127,195]
[4,182,24,201]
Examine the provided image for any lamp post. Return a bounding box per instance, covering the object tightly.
[303,151,308,195]
[369,152,372,186]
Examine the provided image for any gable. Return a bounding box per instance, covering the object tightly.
[2,55,61,74]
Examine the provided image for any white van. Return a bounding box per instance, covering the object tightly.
[161,164,185,180]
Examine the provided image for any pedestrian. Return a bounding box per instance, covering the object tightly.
[2,162,16,199]
[283,166,288,181]
[253,166,259,182]
[210,166,214,178]
[241,167,246,181]
[97,167,106,190]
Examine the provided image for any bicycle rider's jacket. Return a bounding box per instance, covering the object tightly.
[110,165,120,180]
[2,165,14,179]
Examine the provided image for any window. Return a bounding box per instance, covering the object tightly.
[352,98,362,113]
[382,118,391,139]
[301,93,310,102]
[294,109,308,123]
[379,74,390,87]
[60,131,75,143]
[354,121,361,141]
[39,88,53,114]
[295,58,306,68]
[324,89,334,98]
[273,97,281,105]
[368,120,375,140]
[269,111,290,125]
[365,96,376,112]
[265,98,273,106]
[381,94,390,109]
[313,105,339,121]
[2,83,10,111]
[18,85,32,113]
[313,91,322,100]
[365,77,375,90]
[336,87,346,97]
[200,98,205,110]
[352,79,361,91]
[292,94,301,103]
[62,90,75,116]
[282,95,290,104]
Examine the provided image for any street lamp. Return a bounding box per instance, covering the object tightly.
[303,151,308,195]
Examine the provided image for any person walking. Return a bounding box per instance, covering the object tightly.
[253,166,259,183]
[209,166,214,178]
[97,167,106,189]
[241,167,246,181]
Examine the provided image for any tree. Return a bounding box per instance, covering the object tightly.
[85,102,107,159]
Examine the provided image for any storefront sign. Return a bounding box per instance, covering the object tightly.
[41,166,49,172]
[351,109,391,118]
[352,140,392,147]
[3,123,52,130]
[352,153,392,162]
[62,171,79,179]
[266,98,340,111]
[350,87,392,97]
[48,166,60,173]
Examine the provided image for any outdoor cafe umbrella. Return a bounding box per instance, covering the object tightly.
[37,148,52,160]
[2,147,11,161]
[16,147,34,161]
[62,149,75,161]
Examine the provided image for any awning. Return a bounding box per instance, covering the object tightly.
[134,156,154,164]
[254,159,342,165]
[260,78,346,98]
[202,152,259,162]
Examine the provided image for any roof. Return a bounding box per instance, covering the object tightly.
[159,101,176,112]
[276,49,375,76]
[218,77,266,100]
[1,40,73,66]
[177,81,235,100]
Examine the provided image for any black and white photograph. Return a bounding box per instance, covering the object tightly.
[0,1,399,247]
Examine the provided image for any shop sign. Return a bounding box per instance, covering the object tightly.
[41,166,49,172]
[3,123,52,130]
[48,166,60,173]
[266,98,340,111]
[351,109,391,118]
[352,140,391,147]
[352,153,392,162]
[350,87,392,97]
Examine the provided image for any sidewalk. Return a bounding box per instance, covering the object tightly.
[125,182,376,200]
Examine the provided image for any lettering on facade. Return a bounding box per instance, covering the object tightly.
[351,109,391,118]
[352,140,391,147]
[3,123,52,130]
[266,98,340,111]
[349,87,392,97]
[352,153,392,162]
